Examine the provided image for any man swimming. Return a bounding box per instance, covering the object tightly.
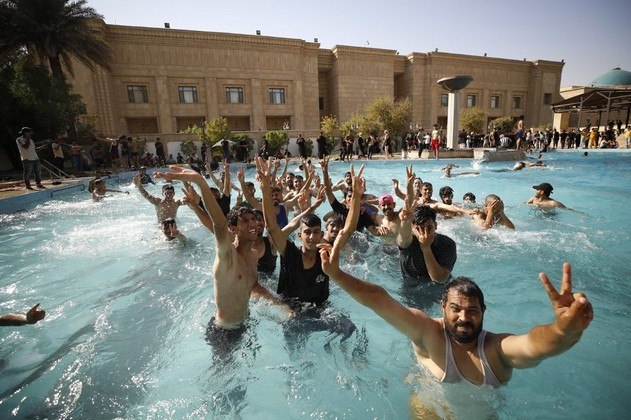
[526,183,566,209]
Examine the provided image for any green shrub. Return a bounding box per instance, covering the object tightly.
[265,130,288,156]
[180,139,198,157]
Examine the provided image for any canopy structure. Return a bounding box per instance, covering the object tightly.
[552,88,631,127]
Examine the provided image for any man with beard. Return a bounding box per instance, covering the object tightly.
[526,183,566,209]
[366,194,401,244]
[319,236,593,388]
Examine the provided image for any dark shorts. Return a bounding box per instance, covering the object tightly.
[205,317,247,359]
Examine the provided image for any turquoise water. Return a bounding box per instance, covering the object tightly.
[0,151,629,418]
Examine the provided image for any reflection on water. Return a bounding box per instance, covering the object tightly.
[0,153,630,417]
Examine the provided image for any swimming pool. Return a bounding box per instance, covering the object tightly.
[1,151,629,418]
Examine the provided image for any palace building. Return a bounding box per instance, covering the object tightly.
[70,20,564,139]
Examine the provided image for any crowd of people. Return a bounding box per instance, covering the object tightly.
[7,129,597,413]
[104,152,590,395]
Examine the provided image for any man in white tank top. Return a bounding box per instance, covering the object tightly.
[319,239,593,389]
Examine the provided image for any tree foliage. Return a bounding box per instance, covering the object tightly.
[459,107,488,133]
[264,130,288,156]
[179,116,231,144]
[362,96,411,136]
[0,0,113,80]
[0,52,86,166]
[180,139,197,157]
[489,117,514,134]
[320,115,339,137]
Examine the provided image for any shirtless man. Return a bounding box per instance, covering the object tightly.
[135,176,183,223]
[367,194,401,243]
[442,163,479,178]
[393,175,423,203]
[526,183,566,209]
[319,241,593,390]
[0,303,46,326]
[155,167,282,333]
[416,182,438,206]
[469,194,515,229]
[161,218,186,243]
[92,178,129,201]
[429,186,470,219]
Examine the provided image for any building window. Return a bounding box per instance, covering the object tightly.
[178,86,198,103]
[269,88,286,104]
[543,93,552,105]
[440,94,448,107]
[226,87,244,104]
[512,96,522,109]
[319,97,324,111]
[127,85,148,103]
[466,94,477,108]
[490,96,500,109]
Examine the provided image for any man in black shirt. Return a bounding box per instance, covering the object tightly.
[396,170,457,285]
[316,132,327,159]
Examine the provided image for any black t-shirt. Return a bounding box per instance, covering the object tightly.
[278,239,329,305]
[330,198,374,232]
[218,194,230,216]
[398,234,457,284]
[258,236,277,274]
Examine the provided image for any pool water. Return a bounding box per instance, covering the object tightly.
[0,151,629,418]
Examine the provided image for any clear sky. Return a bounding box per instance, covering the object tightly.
[87,0,630,87]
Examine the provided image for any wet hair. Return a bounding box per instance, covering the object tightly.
[94,178,104,185]
[439,186,454,197]
[209,186,220,196]
[414,177,423,184]
[325,213,344,227]
[252,209,264,219]
[485,194,500,204]
[413,205,437,225]
[245,181,255,188]
[294,175,304,181]
[442,277,486,310]
[162,218,176,227]
[463,192,476,202]
[162,184,175,192]
[422,182,433,189]
[226,206,255,227]
[271,186,282,194]
[300,213,321,228]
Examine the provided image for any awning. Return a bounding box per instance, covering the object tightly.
[552,88,631,113]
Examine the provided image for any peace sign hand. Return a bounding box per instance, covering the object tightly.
[539,263,593,337]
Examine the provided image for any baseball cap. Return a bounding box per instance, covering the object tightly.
[379,194,395,206]
[533,183,553,195]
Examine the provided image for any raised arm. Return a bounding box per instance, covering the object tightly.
[237,166,262,211]
[318,238,438,350]
[397,165,416,248]
[181,181,215,234]
[392,178,406,200]
[319,157,337,204]
[497,263,593,369]
[283,187,325,235]
[335,164,365,249]
[134,175,161,205]
[222,161,232,197]
[257,157,288,256]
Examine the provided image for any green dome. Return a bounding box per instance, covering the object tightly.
[590,67,631,87]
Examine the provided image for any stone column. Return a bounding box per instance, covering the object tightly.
[155,76,174,133]
[250,79,265,131]
[204,77,218,122]
[446,92,461,149]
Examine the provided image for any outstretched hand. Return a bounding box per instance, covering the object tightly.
[540,263,593,337]
[154,166,203,183]
[181,181,201,206]
[318,242,341,276]
[26,303,45,324]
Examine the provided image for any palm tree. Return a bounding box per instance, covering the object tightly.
[0,0,113,80]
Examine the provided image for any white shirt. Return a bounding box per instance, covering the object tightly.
[16,136,39,161]
[52,141,64,158]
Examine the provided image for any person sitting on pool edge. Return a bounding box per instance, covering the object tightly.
[319,236,593,388]
[526,183,566,209]
[397,168,457,285]
[134,174,183,223]
[469,194,515,229]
